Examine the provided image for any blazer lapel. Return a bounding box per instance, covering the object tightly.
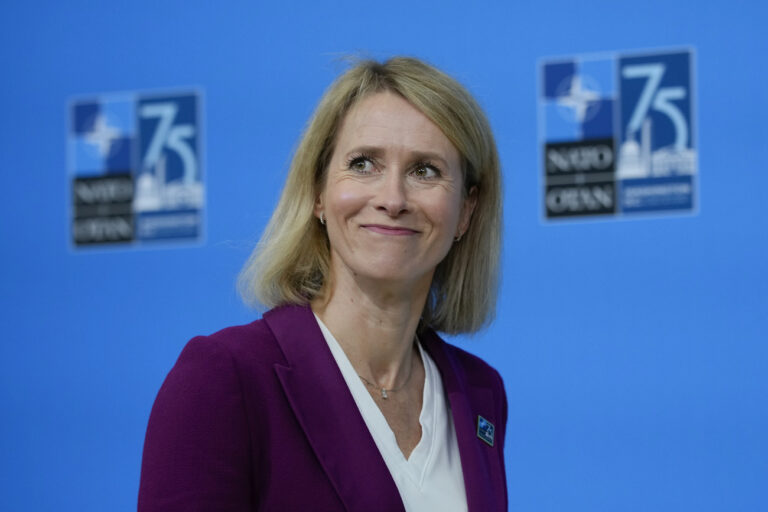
[421,330,502,512]
[264,305,405,512]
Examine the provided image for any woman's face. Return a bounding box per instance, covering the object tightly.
[316,91,476,290]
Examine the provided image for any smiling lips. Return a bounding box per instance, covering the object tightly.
[362,224,420,236]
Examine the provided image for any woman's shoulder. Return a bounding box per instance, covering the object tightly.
[197,316,277,351]
[175,303,315,373]
[149,308,302,427]
[177,314,285,372]
[423,329,505,390]
[140,317,287,509]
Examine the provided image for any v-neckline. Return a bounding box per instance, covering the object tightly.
[315,313,438,486]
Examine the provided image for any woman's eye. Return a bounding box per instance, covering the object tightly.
[349,157,374,173]
[412,165,439,179]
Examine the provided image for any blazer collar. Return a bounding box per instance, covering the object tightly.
[264,304,405,512]
[420,329,502,512]
[265,304,500,512]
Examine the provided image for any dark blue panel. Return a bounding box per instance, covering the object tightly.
[72,102,100,134]
[619,50,693,150]
[137,94,199,183]
[620,175,694,212]
[106,137,133,172]
[544,61,576,99]
[582,98,613,138]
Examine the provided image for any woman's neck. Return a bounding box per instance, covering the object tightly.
[311,269,431,389]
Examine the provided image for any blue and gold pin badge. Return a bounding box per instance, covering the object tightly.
[476,415,495,447]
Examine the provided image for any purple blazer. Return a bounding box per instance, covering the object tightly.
[138,304,508,511]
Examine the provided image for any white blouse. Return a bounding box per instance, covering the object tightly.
[315,314,468,512]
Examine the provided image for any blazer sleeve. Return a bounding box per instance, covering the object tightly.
[138,336,253,512]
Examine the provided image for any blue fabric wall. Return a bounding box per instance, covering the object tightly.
[1,1,766,510]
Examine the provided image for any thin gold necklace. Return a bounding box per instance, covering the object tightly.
[358,347,416,399]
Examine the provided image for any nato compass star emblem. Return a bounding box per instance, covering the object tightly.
[557,74,600,123]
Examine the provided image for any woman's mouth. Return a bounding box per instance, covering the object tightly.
[362,224,419,236]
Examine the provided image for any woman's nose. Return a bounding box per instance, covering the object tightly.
[375,171,409,217]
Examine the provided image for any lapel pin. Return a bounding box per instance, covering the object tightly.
[476,415,495,447]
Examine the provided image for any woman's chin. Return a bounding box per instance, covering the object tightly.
[349,264,433,292]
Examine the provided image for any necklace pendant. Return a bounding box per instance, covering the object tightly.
[381,388,388,399]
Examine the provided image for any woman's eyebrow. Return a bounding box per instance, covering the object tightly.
[344,145,385,159]
[409,151,450,168]
[344,146,451,168]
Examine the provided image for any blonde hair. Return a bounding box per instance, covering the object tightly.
[238,57,502,334]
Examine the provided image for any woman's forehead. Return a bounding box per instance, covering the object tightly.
[335,91,460,165]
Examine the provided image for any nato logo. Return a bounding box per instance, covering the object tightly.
[540,49,696,220]
[477,415,495,447]
[68,91,203,247]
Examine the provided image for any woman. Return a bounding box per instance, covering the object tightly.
[138,57,506,511]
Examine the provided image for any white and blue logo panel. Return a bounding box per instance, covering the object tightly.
[68,91,203,247]
[541,56,618,218]
[543,57,616,142]
[71,97,135,176]
[135,94,203,241]
[617,51,695,213]
[539,49,696,220]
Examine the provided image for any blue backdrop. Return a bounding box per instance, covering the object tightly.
[1,1,766,510]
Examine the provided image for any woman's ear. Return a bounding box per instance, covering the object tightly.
[457,186,478,238]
